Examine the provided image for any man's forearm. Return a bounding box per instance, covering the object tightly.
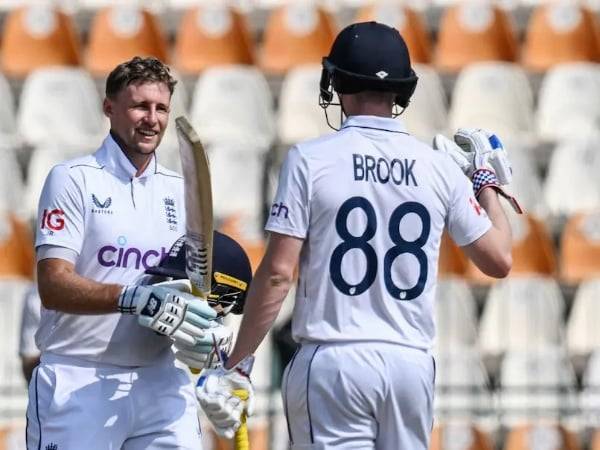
[478,189,512,253]
[226,267,292,368]
[38,259,123,314]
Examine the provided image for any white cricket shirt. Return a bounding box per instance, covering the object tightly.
[35,134,185,366]
[266,116,491,351]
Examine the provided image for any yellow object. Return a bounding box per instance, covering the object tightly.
[232,389,250,450]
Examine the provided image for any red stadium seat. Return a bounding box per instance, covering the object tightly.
[174,5,255,75]
[260,4,336,75]
[560,211,600,284]
[435,3,517,72]
[522,3,600,72]
[86,6,168,76]
[438,232,469,278]
[0,214,35,280]
[355,4,432,64]
[0,5,81,78]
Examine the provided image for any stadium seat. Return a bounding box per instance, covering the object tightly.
[536,63,600,142]
[499,348,578,424]
[401,64,448,144]
[260,4,336,75]
[86,6,169,76]
[479,277,565,361]
[522,3,600,72]
[0,5,81,78]
[24,144,97,221]
[560,211,600,284]
[17,67,107,150]
[567,280,600,365]
[0,278,34,423]
[465,214,556,284]
[208,143,266,236]
[0,71,18,150]
[354,3,432,64]
[277,64,333,145]
[435,3,518,72]
[189,66,275,149]
[434,349,493,418]
[438,232,469,277]
[174,5,255,75]
[505,142,547,219]
[434,278,478,351]
[0,148,25,217]
[430,423,494,450]
[582,350,600,425]
[503,424,582,450]
[448,63,534,139]
[544,139,600,220]
[0,214,34,280]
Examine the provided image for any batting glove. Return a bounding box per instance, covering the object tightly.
[118,281,217,346]
[433,128,522,213]
[173,321,233,370]
[196,355,255,439]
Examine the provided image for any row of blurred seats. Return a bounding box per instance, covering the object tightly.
[1,2,600,78]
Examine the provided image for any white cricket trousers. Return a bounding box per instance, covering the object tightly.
[282,342,435,450]
[26,353,202,450]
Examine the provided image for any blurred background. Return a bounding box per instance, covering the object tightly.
[1,0,600,448]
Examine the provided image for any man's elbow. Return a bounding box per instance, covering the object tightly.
[265,262,295,290]
[486,252,513,278]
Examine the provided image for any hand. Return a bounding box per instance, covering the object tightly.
[196,355,255,438]
[433,128,513,184]
[118,282,217,346]
[174,322,233,370]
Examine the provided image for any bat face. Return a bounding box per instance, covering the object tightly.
[175,116,213,298]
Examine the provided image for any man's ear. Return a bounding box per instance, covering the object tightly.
[103,98,112,118]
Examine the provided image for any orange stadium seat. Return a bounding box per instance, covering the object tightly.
[522,3,600,72]
[435,2,517,72]
[591,428,600,450]
[503,424,581,450]
[430,423,494,450]
[465,214,556,284]
[219,216,266,272]
[355,4,432,63]
[174,5,255,75]
[260,4,336,75]
[0,213,34,280]
[560,211,600,284]
[86,6,168,76]
[438,232,468,277]
[0,5,81,78]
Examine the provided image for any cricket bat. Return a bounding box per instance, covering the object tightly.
[175,116,213,300]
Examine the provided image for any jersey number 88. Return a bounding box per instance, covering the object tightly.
[329,196,431,301]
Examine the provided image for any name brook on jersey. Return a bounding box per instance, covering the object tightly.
[353,154,418,186]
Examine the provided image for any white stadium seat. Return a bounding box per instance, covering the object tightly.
[434,349,493,419]
[17,67,108,151]
[499,348,578,425]
[0,72,19,150]
[543,136,600,218]
[190,65,275,150]
[567,279,600,360]
[448,62,534,140]
[479,277,565,360]
[581,349,600,424]
[0,147,26,218]
[537,63,600,142]
[402,64,448,144]
[434,277,478,351]
[277,64,333,145]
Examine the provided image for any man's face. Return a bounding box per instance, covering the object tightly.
[103,81,171,156]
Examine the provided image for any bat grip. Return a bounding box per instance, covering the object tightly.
[189,284,208,375]
[232,389,249,450]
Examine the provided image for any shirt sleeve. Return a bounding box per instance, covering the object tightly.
[19,286,41,358]
[35,164,85,255]
[446,163,492,247]
[265,146,310,239]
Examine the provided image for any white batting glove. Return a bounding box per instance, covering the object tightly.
[173,321,233,370]
[118,282,216,346]
[433,128,522,213]
[196,355,255,439]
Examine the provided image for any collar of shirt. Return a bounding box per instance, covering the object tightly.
[341,115,408,135]
[96,133,157,181]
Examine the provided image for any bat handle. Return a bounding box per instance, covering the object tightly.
[189,284,209,375]
[232,389,249,450]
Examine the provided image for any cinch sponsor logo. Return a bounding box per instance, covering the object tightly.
[270,202,289,219]
[97,236,169,270]
[41,208,65,231]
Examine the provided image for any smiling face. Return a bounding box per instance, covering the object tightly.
[103,81,171,167]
